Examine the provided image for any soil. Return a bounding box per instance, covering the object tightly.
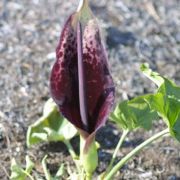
[0,0,180,179]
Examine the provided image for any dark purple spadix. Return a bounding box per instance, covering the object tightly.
[50,0,115,138]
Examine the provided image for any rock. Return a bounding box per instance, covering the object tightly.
[106,27,136,48]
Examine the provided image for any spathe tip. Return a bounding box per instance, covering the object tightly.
[77,0,89,12]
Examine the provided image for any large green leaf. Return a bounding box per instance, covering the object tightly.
[158,78,180,99]
[141,64,180,141]
[112,63,180,142]
[27,99,77,147]
[173,113,180,142]
[145,92,180,141]
[110,95,158,130]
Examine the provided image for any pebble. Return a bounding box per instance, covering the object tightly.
[47,52,56,60]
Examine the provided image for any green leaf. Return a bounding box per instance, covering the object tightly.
[145,93,180,141]
[112,63,180,141]
[110,95,158,130]
[158,78,180,99]
[55,164,65,178]
[140,63,164,87]
[141,63,180,99]
[10,158,26,180]
[10,156,34,180]
[43,98,57,116]
[25,156,34,174]
[173,114,180,142]
[141,63,180,141]
[27,98,77,147]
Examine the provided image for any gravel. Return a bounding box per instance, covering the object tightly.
[0,0,180,179]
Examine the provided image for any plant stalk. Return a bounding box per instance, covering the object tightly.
[105,130,129,175]
[104,128,169,180]
[86,174,92,180]
[80,136,98,179]
[22,170,35,180]
[64,140,81,173]
[64,140,78,160]
[42,156,51,180]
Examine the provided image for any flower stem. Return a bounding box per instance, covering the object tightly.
[105,130,129,175]
[64,140,81,173]
[79,136,98,179]
[64,140,78,160]
[42,155,51,180]
[104,128,169,180]
[86,174,92,180]
[22,170,35,180]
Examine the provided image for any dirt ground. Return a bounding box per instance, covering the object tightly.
[0,0,180,179]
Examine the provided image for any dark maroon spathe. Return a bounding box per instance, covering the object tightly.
[50,13,115,136]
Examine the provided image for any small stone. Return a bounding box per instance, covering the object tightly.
[139,172,153,178]
[47,52,56,60]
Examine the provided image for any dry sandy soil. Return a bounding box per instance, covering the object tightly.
[0,0,180,179]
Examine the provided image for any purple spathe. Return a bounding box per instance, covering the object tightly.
[50,12,115,137]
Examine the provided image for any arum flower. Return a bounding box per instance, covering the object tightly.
[50,0,115,175]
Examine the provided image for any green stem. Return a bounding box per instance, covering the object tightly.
[85,174,92,180]
[105,130,129,175]
[22,170,35,180]
[104,128,169,180]
[42,155,51,180]
[64,140,81,173]
[64,140,78,160]
[80,136,98,179]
